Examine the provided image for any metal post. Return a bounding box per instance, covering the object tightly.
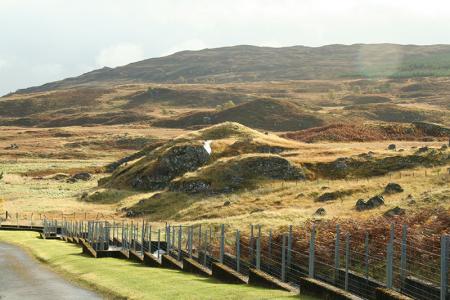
[141,220,145,254]
[157,229,161,259]
[400,225,407,285]
[334,224,340,283]
[365,231,369,280]
[281,234,287,282]
[309,225,316,278]
[198,224,202,250]
[220,224,225,264]
[250,224,254,263]
[148,225,152,253]
[236,230,240,272]
[287,225,293,275]
[178,225,182,261]
[345,234,350,291]
[386,224,394,289]
[268,229,272,273]
[256,236,261,270]
[203,230,208,266]
[440,235,449,300]
[188,226,193,258]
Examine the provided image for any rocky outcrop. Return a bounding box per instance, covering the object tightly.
[384,183,404,194]
[130,144,210,190]
[412,121,450,137]
[170,154,305,194]
[356,195,385,211]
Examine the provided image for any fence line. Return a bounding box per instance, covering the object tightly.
[25,216,450,300]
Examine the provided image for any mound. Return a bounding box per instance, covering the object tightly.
[307,148,449,179]
[341,95,391,105]
[344,104,447,124]
[154,99,325,131]
[125,87,258,108]
[101,142,210,191]
[100,122,301,191]
[170,154,306,193]
[282,122,448,143]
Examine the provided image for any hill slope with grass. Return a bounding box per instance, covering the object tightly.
[154,99,325,131]
[12,44,450,94]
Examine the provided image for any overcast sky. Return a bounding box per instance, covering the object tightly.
[1,0,450,95]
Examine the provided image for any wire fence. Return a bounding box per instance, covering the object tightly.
[30,217,450,300]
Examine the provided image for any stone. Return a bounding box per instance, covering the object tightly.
[71,172,92,181]
[356,195,385,211]
[417,146,429,153]
[406,194,416,205]
[384,206,405,217]
[384,182,404,194]
[223,200,231,206]
[441,144,448,150]
[314,208,326,216]
[317,192,338,202]
[388,144,396,150]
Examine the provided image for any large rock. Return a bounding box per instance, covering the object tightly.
[384,182,404,194]
[124,144,210,191]
[170,154,305,193]
[384,206,405,217]
[356,195,385,211]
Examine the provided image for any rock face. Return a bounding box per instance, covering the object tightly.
[130,144,210,190]
[356,195,385,211]
[384,183,404,194]
[170,154,305,193]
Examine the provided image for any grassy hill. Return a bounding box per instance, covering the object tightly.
[12,44,450,94]
[154,99,325,131]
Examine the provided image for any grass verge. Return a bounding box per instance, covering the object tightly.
[0,231,313,300]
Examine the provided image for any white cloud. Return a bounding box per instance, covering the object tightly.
[96,43,145,67]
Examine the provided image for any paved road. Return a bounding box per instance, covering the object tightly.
[0,242,101,300]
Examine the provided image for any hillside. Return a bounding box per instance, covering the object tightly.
[12,44,450,94]
[154,99,325,131]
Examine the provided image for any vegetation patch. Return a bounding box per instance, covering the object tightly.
[154,99,325,131]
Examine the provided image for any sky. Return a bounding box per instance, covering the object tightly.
[1,0,450,95]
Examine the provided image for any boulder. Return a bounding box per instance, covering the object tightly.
[417,146,429,153]
[317,192,338,202]
[314,208,326,216]
[388,144,396,150]
[384,206,405,217]
[356,195,385,211]
[72,172,92,181]
[223,200,231,206]
[384,182,404,194]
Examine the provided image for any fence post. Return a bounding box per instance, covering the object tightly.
[334,224,340,284]
[157,229,161,259]
[178,225,182,261]
[287,225,293,276]
[400,225,407,285]
[365,231,369,280]
[149,225,152,252]
[309,225,316,278]
[141,220,145,254]
[281,234,287,282]
[345,234,350,291]
[441,235,449,300]
[386,224,394,289]
[203,229,208,266]
[198,224,202,249]
[268,229,273,273]
[236,229,240,273]
[256,236,261,270]
[188,226,193,258]
[250,224,254,263]
[220,224,225,264]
